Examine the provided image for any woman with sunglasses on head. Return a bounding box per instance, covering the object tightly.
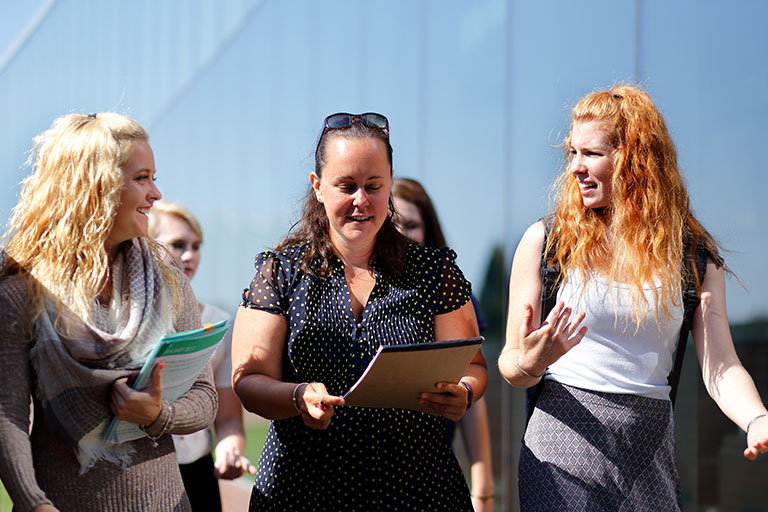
[392,177,495,512]
[149,201,256,512]
[0,113,217,512]
[498,85,768,511]
[232,112,488,511]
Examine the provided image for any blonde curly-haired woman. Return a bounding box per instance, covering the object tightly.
[0,113,217,512]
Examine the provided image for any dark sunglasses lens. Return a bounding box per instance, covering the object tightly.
[325,114,352,129]
[362,114,387,130]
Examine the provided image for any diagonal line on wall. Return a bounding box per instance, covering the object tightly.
[0,0,58,77]
[146,0,268,131]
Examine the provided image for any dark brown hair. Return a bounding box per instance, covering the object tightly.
[276,121,408,278]
[391,177,447,248]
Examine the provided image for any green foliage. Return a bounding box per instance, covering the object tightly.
[240,420,269,476]
[730,317,768,346]
[1,483,10,510]
[478,244,507,340]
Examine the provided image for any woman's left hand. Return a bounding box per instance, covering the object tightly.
[744,415,768,460]
[110,361,164,426]
[419,381,469,421]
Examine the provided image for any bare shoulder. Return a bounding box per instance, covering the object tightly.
[525,220,546,239]
[507,220,546,303]
[514,220,546,262]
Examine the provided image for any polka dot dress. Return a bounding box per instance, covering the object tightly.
[241,242,474,511]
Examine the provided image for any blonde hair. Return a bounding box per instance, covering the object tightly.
[1,112,181,335]
[148,200,204,243]
[548,84,719,327]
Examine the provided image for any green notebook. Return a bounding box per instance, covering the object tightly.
[103,320,229,444]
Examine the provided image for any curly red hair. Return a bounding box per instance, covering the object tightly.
[548,84,719,327]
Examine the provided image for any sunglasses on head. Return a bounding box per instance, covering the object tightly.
[320,112,390,137]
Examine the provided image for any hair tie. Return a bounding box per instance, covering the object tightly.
[87,113,97,119]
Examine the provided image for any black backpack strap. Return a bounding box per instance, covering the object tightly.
[540,221,560,325]
[525,216,559,422]
[667,239,709,405]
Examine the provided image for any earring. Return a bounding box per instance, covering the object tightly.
[317,196,324,203]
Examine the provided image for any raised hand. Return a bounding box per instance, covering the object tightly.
[516,301,587,377]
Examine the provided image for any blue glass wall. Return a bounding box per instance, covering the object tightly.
[1,1,767,509]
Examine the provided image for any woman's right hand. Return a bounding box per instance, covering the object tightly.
[110,361,164,426]
[516,301,587,377]
[294,382,345,430]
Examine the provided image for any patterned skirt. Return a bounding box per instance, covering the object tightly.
[519,380,681,512]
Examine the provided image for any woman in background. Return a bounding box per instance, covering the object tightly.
[498,85,768,511]
[150,201,255,512]
[392,177,495,511]
[232,112,487,511]
[0,113,217,511]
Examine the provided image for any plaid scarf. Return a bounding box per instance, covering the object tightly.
[30,238,174,473]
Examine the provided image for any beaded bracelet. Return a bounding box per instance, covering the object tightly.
[293,382,309,414]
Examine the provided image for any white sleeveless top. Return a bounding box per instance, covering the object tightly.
[545,271,683,400]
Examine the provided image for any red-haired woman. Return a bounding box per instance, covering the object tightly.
[499,85,768,511]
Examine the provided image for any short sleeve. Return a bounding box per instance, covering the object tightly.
[435,247,472,315]
[241,250,291,316]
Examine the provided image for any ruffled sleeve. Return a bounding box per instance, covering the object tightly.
[241,249,298,316]
[434,246,472,315]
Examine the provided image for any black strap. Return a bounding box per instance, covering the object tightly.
[667,239,709,405]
